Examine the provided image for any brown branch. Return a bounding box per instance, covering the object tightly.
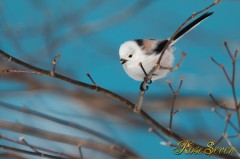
[211,41,240,128]
[148,127,169,143]
[223,134,240,157]
[0,49,239,158]
[19,137,41,154]
[225,42,240,128]
[0,101,136,157]
[148,128,177,147]
[209,93,236,111]
[1,135,77,159]
[0,120,137,159]
[214,113,231,146]
[0,152,27,159]
[51,54,61,75]
[139,62,148,77]
[1,69,43,75]
[0,145,66,159]
[135,0,219,111]
[234,48,239,58]
[224,41,234,59]
[228,134,240,139]
[211,108,239,133]
[215,136,224,146]
[167,77,184,132]
[210,56,231,84]
[86,72,97,87]
[78,144,84,159]
[161,52,187,72]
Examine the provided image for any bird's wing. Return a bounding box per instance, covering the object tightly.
[143,39,168,55]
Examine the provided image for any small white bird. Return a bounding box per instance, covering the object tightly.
[119,12,213,81]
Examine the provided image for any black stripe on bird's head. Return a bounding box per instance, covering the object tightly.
[134,39,144,47]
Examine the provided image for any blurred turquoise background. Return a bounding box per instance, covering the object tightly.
[0,0,240,159]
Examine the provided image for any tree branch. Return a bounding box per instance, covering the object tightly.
[135,0,220,111]
[0,48,238,159]
[0,120,136,159]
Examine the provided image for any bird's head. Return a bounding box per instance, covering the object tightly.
[119,40,143,65]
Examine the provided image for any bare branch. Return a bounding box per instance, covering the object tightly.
[160,52,187,72]
[1,135,77,159]
[19,136,41,154]
[210,56,231,84]
[211,108,239,133]
[0,145,66,159]
[234,48,239,58]
[210,42,240,128]
[51,54,61,76]
[209,93,236,111]
[0,43,239,158]
[224,41,234,59]
[223,134,240,157]
[135,0,219,111]
[0,101,136,156]
[1,69,43,75]
[214,112,231,146]
[139,62,148,77]
[167,77,184,132]
[0,120,135,158]
[228,134,240,139]
[86,72,97,87]
[77,144,84,159]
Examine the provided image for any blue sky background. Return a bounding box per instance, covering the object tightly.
[0,0,240,159]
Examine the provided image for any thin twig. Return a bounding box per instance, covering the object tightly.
[223,134,240,157]
[211,108,239,133]
[86,72,97,87]
[51,54,61,76]
[77,144,83,159]
[139,62,148,77]
[215,113,231,146]
[224,42,240,128]
[210,56,231,84]
[228,134,240,139]
[224,41,233,59]
[224,113,231,133]
[148,128,177,147]
[160,52,187,72]
[148,127,168,142]
[209,93,236,111]
[167,77,184,132]
[19,137,41,154]
[234,49,239,58]
[215,136,224,146]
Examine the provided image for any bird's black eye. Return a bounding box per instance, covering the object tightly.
[128,54,133,58]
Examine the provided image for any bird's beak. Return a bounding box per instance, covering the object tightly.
[120,58,127,64]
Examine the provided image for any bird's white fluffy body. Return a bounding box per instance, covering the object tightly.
[119,40,174,81]
[119,12,213,81]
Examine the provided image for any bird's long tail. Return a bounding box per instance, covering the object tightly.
[173,12,213,43]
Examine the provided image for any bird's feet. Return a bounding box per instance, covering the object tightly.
[140,79,152,91]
